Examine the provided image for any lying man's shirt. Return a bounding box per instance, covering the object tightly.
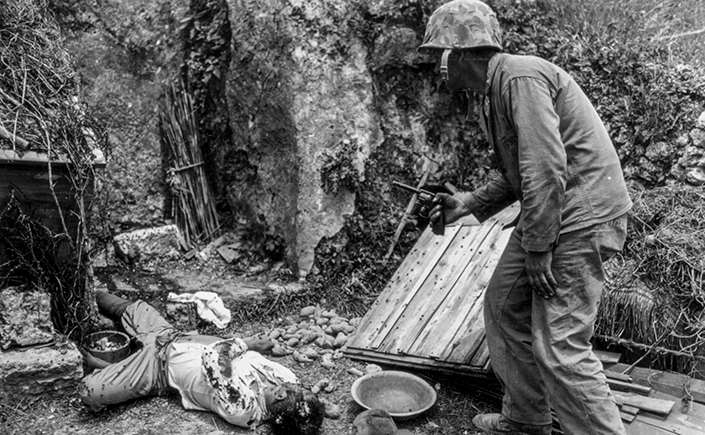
[166,335,298,428]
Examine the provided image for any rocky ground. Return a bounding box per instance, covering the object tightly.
[1,242,500,435]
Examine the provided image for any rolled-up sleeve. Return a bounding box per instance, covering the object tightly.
[505,77,566,252]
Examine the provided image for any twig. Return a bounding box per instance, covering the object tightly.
[621,310,683,374]
[595,334,705,362]
[656,27,705,41]
[0,124,29,148]
[384,161,431,261]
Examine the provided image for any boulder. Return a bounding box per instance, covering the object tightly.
[0,341,83,402]
[0,286,54,350]
[113,224,182,264]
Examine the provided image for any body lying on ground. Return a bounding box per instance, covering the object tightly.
[79,291,324,435]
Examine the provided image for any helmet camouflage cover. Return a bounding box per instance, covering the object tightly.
[420,0,502,51]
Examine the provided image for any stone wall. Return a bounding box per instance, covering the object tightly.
[54,0,186,227]
[672,111,705,185]
[51,0,704,276]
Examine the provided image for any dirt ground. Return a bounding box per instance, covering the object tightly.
[1,260,500,435]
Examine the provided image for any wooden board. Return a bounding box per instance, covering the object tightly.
[614,392,675,415]
[610,363,705,405]
[344,204,519,374]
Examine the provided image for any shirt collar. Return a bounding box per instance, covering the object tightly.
[484,53,502,97]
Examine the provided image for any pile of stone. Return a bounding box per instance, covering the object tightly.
[266,305,362,367]
[0,286,83,402]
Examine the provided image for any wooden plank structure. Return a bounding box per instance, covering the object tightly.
[345,204,519,375]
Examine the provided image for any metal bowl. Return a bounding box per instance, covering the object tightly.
[351,370,437,419]
[85,330,131,363]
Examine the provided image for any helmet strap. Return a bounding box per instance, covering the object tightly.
[440,48,451,81]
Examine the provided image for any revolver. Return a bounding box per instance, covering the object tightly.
[392,181,446,235]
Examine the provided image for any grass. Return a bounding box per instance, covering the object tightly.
[539,0,705,68]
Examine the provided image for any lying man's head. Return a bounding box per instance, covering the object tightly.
[265,383,325,435]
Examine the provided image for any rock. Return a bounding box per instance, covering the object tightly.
[268,328,284,340]
[370,26,420,70]
[0,340,83,401]
[226,0,383,277]
[320,353,335,369]
[347,367,364,377]
[301,347,319,359]
[324,325,334,335]
[332,349,344,360]
[644,141,676,164]
[111,277,140,293]
[353,409,397,435]
[686,167,705,185]
[365,364,382,374]
[300,306,316,317]
[301,331,319,345]
[292,350,312,364]
[329,323,348,334]
[691,128,705,148]
[316,316,329,326]
[113,225,181,264]
[324,383,336,393]
[320,310,337,318]
[271,344,290,357]
[311,378,329,394]
[286,337,300,347]
[697,111,705,130]
[217,243,243,263]
[334,332,348,348]
[324,402,342,419]
[0,286,54,350]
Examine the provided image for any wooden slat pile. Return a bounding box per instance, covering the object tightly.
[345,204,519,375]
[595,352,705,434]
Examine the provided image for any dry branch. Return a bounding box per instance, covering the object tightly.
[160,83,219,248]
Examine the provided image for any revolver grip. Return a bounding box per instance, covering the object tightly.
[431,210,445,236]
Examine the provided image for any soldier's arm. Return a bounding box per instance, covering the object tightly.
[460,171,516,222]
[505,76,566,252]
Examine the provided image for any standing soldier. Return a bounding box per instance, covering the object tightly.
[424,1,632,434]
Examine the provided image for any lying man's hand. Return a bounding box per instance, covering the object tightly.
[244,337,275,354]
[80,347,111,370]
[525,250,558,299]
[429,193,472,227]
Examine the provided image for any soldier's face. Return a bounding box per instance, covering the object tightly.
[439,51,488,92]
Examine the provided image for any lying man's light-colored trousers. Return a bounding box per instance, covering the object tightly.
[485,215,628,435]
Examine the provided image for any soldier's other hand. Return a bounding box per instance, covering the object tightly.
[525,250,558,299]
[429,193,470,226]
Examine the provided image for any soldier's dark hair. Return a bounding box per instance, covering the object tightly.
[269,384,325,435]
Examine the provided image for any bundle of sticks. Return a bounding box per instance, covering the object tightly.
[159,84,219,248]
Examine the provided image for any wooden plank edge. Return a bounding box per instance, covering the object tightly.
[343,347,489,376]
[608,378,652,395]
[613,392,675,416]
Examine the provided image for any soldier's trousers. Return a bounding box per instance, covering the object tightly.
[484,215,628,435]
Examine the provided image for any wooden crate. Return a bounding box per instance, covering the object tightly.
[345,204,519,375]
[0,149,105,261]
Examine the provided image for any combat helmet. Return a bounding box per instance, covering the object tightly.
[420,0,502,80]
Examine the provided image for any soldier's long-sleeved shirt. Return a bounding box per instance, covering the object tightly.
[469,53,632,251]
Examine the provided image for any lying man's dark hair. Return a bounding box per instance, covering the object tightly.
[269,384,325,435]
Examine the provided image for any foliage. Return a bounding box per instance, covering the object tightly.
[598,185,705,372]
[180,0,234,199]
[494,0,705,185]
[0,0,107,338]
[319,139,362,195]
